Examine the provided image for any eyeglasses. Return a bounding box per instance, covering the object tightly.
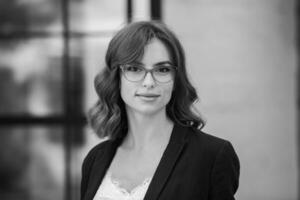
[119,63,177,83]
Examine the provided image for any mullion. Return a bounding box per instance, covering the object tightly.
[0,115,86,126]
[0,30,115,39]
[61,0,73,200]
[127,0,132,23]
[151,0,162,20]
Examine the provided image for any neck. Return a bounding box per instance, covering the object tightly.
[122,109,174,151]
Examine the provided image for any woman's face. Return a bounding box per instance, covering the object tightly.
[120,38,174,116]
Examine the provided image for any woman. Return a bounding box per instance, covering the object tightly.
[81,21,240,200]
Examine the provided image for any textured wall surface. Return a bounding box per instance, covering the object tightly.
[165,0,298,199]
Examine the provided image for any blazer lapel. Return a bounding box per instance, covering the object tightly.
[84,138,122,200]
[144,124,189,200]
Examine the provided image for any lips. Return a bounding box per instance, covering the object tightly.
[135,93,160,98]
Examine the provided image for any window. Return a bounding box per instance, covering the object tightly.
[0,1,125,200]
[0,1,162,199]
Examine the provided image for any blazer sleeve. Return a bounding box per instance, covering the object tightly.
[80,145,99,200]
[209,141,240,200]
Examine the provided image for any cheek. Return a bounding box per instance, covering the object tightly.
[120,77,135,102]
[162,83,174,103]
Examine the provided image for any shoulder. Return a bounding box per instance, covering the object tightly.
[80,139,115,198]
[185,127,240,194]
[186,127,232,153]
[184,127,239,166]
[82,139,112,168]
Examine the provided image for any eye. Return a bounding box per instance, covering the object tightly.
[155,66,172,73]
[124,64,143,72]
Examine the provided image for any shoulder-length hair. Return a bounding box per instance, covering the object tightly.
[88,21,205,140]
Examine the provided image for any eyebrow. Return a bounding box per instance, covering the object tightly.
[133,61,173,66]
[154,61,173,66]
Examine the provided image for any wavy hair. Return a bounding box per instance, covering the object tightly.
[88,21,205,140]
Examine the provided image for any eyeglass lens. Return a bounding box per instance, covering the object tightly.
[121,64,175,83]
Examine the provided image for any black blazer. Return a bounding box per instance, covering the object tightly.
[81,123,240,200]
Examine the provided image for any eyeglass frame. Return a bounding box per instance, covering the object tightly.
[119,63,178,83]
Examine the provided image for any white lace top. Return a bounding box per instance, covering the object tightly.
[93,171,152,200]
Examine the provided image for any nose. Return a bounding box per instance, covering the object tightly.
[142,72,155,88]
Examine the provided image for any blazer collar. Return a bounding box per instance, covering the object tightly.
[144,123,189,200]
[84,123,189,200]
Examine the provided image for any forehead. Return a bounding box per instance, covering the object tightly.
[139,38,171,66]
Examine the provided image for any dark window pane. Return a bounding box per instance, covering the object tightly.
[0,38,63,116]
[0,0,62,35]
[0,126,64,200]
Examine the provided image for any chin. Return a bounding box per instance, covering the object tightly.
[128,104,166,116]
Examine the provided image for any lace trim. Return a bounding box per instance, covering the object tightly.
[107,171,152,196]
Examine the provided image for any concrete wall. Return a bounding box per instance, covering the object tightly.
[164,0,298,199]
